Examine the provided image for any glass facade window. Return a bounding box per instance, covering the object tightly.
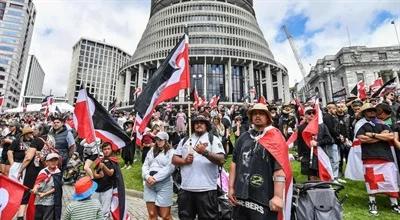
[6,9,23,17]
[206,64,224,100]
[190,64,204,96]
[0,37,17,44]
[231,66,244,102]
[0,58,9,65]
[0,45,15,52]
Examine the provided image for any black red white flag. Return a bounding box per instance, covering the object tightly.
[371,77,397,98]
[0,93,4,108]
[134,34,190,133]
[73,88,132,150]
[369,78,384,94]
[302,98,334,181]
[73,88,96,143]
[350,80,367,100]
[258,126,293,220]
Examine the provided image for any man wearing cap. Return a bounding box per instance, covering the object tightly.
[172,115,225,220]
[64,176,102,220]
[49,114,76,171]
[228,103,286,219]
[7,126,34,181]
[355,103,400,215]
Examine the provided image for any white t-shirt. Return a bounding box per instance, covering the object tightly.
[174,132,225,192]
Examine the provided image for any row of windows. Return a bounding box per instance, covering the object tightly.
[1,22,22,31]
[134,46,273,66]
[150,13,259,33]
[79,40,129,57]
[0,29,20,37]
[141,23,266,50]
[155,2,254,22]
[0,45,15,52]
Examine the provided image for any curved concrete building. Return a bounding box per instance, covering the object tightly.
[117,0,290,105]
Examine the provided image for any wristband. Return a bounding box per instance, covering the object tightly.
[372,133,376,138]
[273,176,286,183]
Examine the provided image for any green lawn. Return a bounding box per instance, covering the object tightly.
[121,156,399,219]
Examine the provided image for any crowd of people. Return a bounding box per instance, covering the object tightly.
[1,91,400,219]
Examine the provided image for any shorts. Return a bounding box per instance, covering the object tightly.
[84,154,98,161]
[232,199,277,220]
[143,178,173,207]
[177,189,218,220]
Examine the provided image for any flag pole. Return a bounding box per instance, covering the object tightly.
[184,28,193,153]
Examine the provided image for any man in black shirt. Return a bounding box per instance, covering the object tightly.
[228,103,285,220]
[0,121,20,175]
[356,103,400,216]
[93,142,117,219]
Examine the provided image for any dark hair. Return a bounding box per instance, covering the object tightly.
[101,142,112,149]
[376,103,392,115]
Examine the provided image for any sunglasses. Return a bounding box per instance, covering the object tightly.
[305,111,315,115]
[154,137,164,141]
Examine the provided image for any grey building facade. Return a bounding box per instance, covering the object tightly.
[20,54,44,99]
[117,0,290,106]
[297,45,400,106]
[67,38,131,108]
[0,0,36,108]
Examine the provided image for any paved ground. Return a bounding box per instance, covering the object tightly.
[62,185,179,219]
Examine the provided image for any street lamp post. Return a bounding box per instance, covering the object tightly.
[323,65,336,102]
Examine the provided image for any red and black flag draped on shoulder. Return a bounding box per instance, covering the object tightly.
[135,34,190,133]
[73,87,132,150]
[257,126,293,220]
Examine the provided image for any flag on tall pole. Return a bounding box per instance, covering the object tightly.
[134,34,190,133]
[258,95,267,104]
[0,93,4,108]
[302,98,334,181]
[73,88,132,150]
[209,95,220,108]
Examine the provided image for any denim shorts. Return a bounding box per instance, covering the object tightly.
[143,178,173,207]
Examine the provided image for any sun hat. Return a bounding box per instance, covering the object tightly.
[72,176,98,201]
[21,126,34,136]
[247,103,272,122]
[45,153,60,161]
[360,103,376,114]
[304,106,315,114]
[191,115,211,131]
[155,131,169,141]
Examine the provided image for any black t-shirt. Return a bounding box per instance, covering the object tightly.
[1,132,19,162]
[95,159,117,192]
[233,130,281,206]
[10,138,30,163]
[356,122,394,162]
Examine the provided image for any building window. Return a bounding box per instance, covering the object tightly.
[206,64,224,100]
[356,72,364,82]
[231,66,244,102]
[190,64,204,96]
[378,52,387,60]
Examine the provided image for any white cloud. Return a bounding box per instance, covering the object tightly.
[29,0,400,96]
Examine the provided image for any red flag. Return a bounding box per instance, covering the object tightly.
[357,80,367,100]
[73,88,96,143]
[0,94,4,108]
[0,175,28,220]
[26,193,36,220]
[209,95,220,108]
[193,87,200,109]
[286,131,297,148]
[258,95,267,104]
[301,98,334,181]
[258,126,293,220]
[294,98,304,116]
[369,78,384,94]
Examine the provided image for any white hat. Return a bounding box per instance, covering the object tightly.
[46,153,59,161]
[304,106,315,114]
[155,131,169,141]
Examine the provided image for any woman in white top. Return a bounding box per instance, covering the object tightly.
[142,131,175,220]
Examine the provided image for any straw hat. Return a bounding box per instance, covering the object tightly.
[360,103,376,114]
[21,127,33,136]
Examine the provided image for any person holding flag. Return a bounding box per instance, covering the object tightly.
[228,103,293,220]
